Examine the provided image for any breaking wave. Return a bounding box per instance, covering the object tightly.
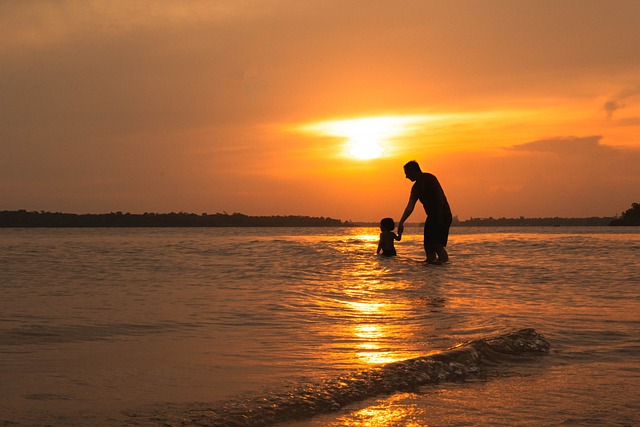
[136,328,550,426]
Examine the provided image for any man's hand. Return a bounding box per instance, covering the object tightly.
[397,223,404,236]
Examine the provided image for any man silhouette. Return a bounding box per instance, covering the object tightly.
[397,160,452,264]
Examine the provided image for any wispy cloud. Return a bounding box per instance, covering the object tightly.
[604,86,640,119]
[508,135,612,155]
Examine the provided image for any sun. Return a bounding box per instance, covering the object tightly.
[342,121,386,159]
[349,139,385,160]
[296,115,432,160]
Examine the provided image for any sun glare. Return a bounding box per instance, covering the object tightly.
[298,115,432,160]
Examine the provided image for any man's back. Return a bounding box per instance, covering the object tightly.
[411,173,450,216]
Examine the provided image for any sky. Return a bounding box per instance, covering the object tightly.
[2,1,640,222]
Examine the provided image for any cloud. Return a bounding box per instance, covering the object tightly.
[440,135,640,219]
[604,86,640,119]
[508,135,612,155]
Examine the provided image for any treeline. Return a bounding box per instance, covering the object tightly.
[609,202,640,226]
[455,216,615,227]
[0,210,347,228]
[455,202,639,226]
[2,203,638,228]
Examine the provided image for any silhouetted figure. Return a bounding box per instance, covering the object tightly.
[397,160,452,264]
[377,217,401,256]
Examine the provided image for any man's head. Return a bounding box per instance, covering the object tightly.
[403,160,422,182]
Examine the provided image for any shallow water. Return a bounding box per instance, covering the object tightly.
[1,226,639,426]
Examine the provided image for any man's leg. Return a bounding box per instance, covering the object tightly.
[435,214,451,263]
[435,245,449,263]
[425,243,438,263]
[424,222,437,262]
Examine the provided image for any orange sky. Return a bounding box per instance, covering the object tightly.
[2,1,639,221]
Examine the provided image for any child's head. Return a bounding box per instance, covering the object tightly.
[380,217,395,232]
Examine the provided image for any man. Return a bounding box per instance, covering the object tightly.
[398,160,452,264]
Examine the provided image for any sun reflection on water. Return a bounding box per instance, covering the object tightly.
[352,323,398,364]
[316,226,429,370]
[347,301,384,314]
[353,233,379,242]
[334,278,423,365]
[334,393,424,427]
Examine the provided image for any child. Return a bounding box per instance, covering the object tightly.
[377,217,401,256]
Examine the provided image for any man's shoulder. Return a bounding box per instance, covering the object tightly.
[421,173,440,186]
[422,172,437,180]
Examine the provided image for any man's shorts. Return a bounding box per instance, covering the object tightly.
[424,213,452,247]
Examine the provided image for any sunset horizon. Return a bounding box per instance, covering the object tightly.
[2,1,639,222]
[0,205,633,225]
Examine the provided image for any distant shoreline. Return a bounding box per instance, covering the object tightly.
[1,210,635,227]
[0,210,346,228]
[453,216,616,227]
[351,217,620,227]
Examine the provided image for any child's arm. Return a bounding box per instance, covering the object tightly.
[394,232,401,241]
[376,234,382,254]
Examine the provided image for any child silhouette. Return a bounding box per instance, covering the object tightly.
[377,217,401,256]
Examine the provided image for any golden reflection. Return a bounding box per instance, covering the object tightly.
[341,297,420,365]
[354,323,384,338]
[347,301,383,314]
[353,323,399,365]
[353,233,379,242]
[356,349,399,365]
[335,394,423,427]
[323,228,426,367]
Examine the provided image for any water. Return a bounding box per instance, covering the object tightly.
[1,226,638,426]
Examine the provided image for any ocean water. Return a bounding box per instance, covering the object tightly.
[0,226,638,426]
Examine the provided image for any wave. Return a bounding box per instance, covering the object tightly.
[137,328,550,426]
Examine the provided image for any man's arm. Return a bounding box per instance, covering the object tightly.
[398,197,418,236]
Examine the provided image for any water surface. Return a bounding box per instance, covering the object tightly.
[1,226,638,426]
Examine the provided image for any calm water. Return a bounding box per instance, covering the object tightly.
[1,226,639,426]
